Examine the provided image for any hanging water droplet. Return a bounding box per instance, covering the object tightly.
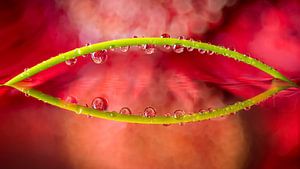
[24,92,30,97]
[173,36,185,53]
[91,97,108,111]
[91,50,107,64]
[143,44,155,54]
[64,96,78,104]
[119,107,132,115]
[143,107,156,117]
[120,46,130,52]
[186,38,194,52]
[161,33,171,49]
[65,58,77,66]
[208,51,215,55]
[198,49,206,54]
[243,106,251,111]
[173,109,185,119]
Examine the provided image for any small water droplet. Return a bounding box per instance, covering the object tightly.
[119,107,132,115]
[143,107,156,117]
[120,46,130,52]
[198,49,206,54]
[133,35,138,38]
[173,109,184,119]
[65,96,78,104]
[198,109,206,114]
[208,51,215,55]
[82,43,91,57]
[143,44,155,54]
[109,112,115,117]
[161,33,171,49]
[24,68,29,72]
[173,36,185,53]
[186,38,194,52]
[91,97,108,111]
[65,58,77,66]
[243,106,251,111]
[91,50,107,64]
[24,92,30,97]
[76,108,83,115]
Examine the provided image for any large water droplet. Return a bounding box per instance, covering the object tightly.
[120,46,130,52]
[65,58,77,66]
[143,44,155,54]
[91,97,108,111]
[143,107,156,117]
[91,50,107,64]
[119,107,132,115]
[65,96,78,104]
[161,33,171,49]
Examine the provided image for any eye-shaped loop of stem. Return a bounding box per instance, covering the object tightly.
[2,37,298,124]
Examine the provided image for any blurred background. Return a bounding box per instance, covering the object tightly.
[0,0,299,169]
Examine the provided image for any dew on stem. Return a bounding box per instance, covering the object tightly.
[143,107,156,117]
[91,50,108,64]
[91,97,108,111]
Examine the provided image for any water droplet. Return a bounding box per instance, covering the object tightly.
[109,113,115,117]
[91,97,108,111]
[143,107,156,117]
[74,48,82,55]
[65,96,78,104]
[198,109,206,114]
[186,38,194,52]
[133,35,138,38]
[91,50,107,64]
[198,49,206,54]
[243,106,251,111]
[82,43,91,57]
[24,68,29,72]
[173,36,185,53]
[143,44,155,54]
[119,107,132,115]
[76,108,83,115]
[120,46,130,52]
[161,33,171,49]
[24,92,30,97]
[208,51,215,55]
[65,58,77,66]
[173,109,185,119]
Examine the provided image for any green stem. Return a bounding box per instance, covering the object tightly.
[2,37,297,124]
[9,84,289,124]
[4,37,298,87]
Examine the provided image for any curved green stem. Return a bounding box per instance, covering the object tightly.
[9,84,289,124]
[2,37,298,124]
[4,37,298,87]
